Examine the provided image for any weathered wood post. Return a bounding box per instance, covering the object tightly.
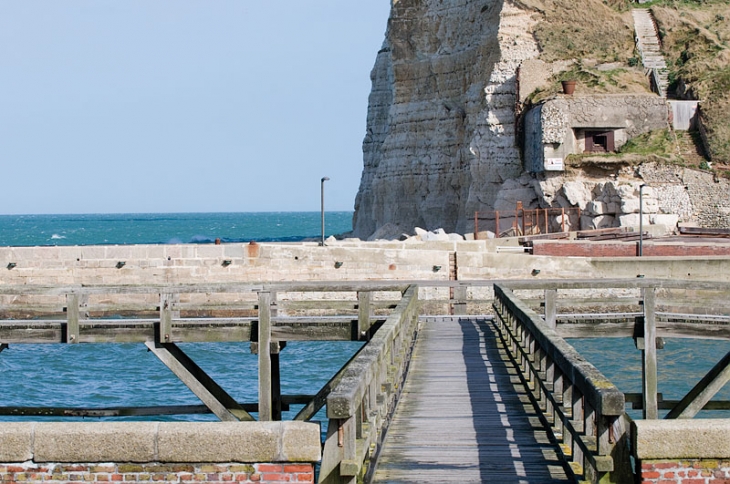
[357,291,371,337]
[453,285,467,315]
[66,293,80,344]
[258,291,272,421]
[544,289,557,329]
[159,293,173,343]
[642,287,658,419]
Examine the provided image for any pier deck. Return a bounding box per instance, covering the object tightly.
[372,316,569,483]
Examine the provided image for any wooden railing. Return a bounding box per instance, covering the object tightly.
[493,284,631,483]
[319,285,419,484]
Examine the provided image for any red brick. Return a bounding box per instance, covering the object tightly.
[250,474,261,482]
[282,466,311,474]
[6,467,25,473]
[643,471,661,479]
[294,473,314,483]
[111,474,123,482]
[262,473,289,482]
[652,462,678,470]
[206,474,221,481]
[657,480,676,484]
[681,479,706,484]
[256,465,282,473]
[662,472,675,478]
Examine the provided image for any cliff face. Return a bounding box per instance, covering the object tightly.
[352,0,540,239]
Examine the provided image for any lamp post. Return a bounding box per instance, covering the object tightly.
[320,177,330,246]
[639,184,647,256]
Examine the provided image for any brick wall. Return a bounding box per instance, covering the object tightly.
[638,460,730,483]
[0,422,321,484]
[0,462,314,483]
[531,240,730,257]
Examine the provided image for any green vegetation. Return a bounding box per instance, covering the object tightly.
[619,129,675,155]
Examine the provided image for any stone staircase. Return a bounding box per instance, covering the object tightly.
[632,8,669,97]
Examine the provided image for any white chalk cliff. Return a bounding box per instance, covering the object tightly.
[352,0,540,239]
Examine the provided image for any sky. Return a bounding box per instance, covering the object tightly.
[0,2,391,214]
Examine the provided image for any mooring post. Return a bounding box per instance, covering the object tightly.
[258,291,272,421]
[642,287,658,419]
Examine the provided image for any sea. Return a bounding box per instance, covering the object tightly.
[0,212,728,422]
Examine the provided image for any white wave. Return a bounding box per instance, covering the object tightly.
[50,234,66,240]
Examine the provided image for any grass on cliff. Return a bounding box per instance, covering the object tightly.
[649,0,730,162]
[516,0,730,163]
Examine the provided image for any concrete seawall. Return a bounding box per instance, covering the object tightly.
[1,240,730,285]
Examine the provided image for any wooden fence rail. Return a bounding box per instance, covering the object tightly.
[319,285,419,484]
[493,284,631,484]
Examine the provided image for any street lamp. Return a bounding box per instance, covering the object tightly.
[320,177,330,246]
[639,184,648,256]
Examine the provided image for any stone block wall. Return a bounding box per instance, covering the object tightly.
[633,419,730,484]
[0,422,320,484]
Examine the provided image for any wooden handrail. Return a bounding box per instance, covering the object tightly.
[493,284,630,483]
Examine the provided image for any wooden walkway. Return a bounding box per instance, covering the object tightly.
[372,316,569,483]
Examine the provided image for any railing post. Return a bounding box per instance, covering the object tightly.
[544,289,557,329]
[159,293,173,343]
[642,287,659,419]
[66,293,80,344]
[258,291,272,421]
[358,291,372,337]
[453,285,467,315]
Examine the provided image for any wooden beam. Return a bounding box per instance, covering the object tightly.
[258,291,272,421]
[665,349,730,419]
[642,288,658,419]
[144,341,253,422]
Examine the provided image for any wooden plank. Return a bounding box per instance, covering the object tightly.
[665,349,730,419]
[258,291,272,421]
[144,341,252,422]
[372,316,569,483]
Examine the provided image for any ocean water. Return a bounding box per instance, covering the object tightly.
[0,211,354,246]
[0,212,728,422]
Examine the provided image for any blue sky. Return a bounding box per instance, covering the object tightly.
[0,2,391,214]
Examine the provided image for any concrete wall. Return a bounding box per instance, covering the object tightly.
[0,422,319,484]
[2,240,730,289]
[633,419,730,483]
[527,94,669,173]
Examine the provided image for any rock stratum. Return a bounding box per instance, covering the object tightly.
[351,0,730,240]
[352,0,539,239]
